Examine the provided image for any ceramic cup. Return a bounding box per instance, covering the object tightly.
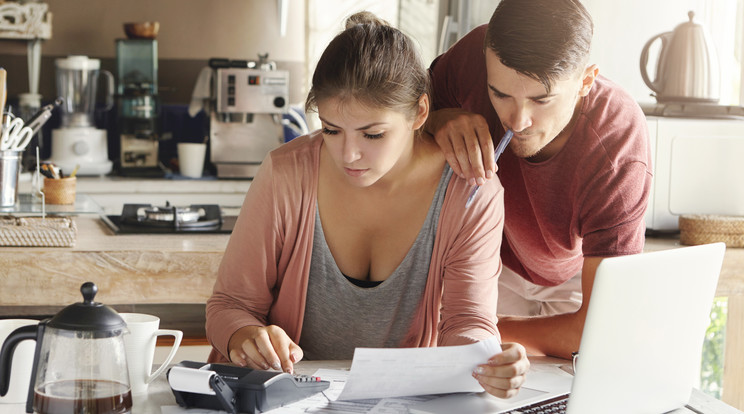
[120,313,182,395]
[177,143,207,178]
[0,319,39,404]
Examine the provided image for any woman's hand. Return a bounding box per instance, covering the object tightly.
[472,342,530,399]
[228,325,304,374]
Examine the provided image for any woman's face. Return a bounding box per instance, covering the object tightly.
[318,97,425,187]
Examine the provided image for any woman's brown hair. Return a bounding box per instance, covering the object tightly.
[305,11,430,121]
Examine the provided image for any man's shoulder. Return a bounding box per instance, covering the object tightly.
[586,76,645,121]
[581,76,649,148]
[434,24,488,65]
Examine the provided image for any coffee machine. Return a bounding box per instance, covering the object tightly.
[48,56,114,176]
[209,56,289,178]
[116,38,164,176]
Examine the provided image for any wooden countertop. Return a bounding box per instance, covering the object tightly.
[0,216,229,306]
[1,223,741,310]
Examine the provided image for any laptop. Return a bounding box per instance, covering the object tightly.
[410,242,726,414]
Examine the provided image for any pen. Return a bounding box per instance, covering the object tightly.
[464,129,513,208]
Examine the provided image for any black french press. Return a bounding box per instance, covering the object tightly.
[0,282,132,413]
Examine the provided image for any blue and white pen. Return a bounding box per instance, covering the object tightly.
[465,129,513,208]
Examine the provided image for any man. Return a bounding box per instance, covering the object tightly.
[425,0,652,359]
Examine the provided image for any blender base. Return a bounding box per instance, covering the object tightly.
[49,127,113,176]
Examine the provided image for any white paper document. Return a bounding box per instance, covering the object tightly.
[337,336,502,401]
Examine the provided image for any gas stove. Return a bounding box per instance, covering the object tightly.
[102,203,236,234]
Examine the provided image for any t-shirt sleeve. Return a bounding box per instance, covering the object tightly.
[429,25,488,111]
[580,160,651,257]
[578,92,652,258]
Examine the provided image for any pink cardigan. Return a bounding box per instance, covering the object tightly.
[206,131,504,362]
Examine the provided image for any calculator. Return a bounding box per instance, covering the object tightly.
[168,360,330,413]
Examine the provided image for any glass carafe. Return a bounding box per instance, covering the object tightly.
[55,56,114,128]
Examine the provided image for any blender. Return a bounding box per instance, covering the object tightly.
[48,55,114,176]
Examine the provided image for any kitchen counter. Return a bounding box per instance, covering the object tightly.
[0,216,229,307]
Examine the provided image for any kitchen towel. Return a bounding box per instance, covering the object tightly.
[188,67,213,117]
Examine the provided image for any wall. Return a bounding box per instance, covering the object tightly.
[583,0,741,105]
[0,0,307,105]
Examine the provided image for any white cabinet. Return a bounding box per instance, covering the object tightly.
[645,116,744,231]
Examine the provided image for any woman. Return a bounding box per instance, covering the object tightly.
[206,11,528,398]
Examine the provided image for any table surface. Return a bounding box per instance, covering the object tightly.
[5,358,739,414]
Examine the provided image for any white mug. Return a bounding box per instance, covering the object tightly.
[177,142,207,178]
[120,313,183,395]
[0,319,38,404]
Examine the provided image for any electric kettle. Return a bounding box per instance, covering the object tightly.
[0,282,132,414]
[639,11,720,103]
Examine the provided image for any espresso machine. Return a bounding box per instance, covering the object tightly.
[116,38,164,176]
[209,56,289,178]
[48,56,114,176]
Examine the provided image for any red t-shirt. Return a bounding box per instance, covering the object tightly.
[430,25,652,286]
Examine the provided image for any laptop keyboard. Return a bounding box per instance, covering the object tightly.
[507,393,570,414]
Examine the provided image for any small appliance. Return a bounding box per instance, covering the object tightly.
[116,38,166,177]
[209,55,289,178]
[0,282,131,414]
[48,56,114,176]
[640,11,720,103]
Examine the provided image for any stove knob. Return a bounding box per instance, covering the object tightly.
[73,140,90,156]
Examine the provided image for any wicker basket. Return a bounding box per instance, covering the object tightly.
[0,216,77,247]
[679,214,744,247]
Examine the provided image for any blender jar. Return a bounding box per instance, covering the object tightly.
[55,56,114,128]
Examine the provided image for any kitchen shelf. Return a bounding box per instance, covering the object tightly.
[0,193,103,216]
[0,3,52,40]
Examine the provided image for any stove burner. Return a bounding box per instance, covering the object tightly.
[103,203,235,234]
[125,202,221,229]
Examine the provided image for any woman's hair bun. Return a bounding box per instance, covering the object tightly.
[344,11,390,29]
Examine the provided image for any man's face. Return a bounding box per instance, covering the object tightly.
[485,49,590,162]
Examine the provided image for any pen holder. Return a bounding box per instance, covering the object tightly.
[42,176,77,205]
[0,150,23,207]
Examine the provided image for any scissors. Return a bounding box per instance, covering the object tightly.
[0,116,34,151]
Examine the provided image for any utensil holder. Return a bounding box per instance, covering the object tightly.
[43,176,77,205]
[0,150,23,207]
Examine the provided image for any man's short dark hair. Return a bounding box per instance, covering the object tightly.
[484,0,593,93]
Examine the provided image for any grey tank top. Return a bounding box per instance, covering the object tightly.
[299,165,453,360]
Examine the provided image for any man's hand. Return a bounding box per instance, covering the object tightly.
[472,342,530,399]
[228,325,304,374]
[426,108,496,186]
